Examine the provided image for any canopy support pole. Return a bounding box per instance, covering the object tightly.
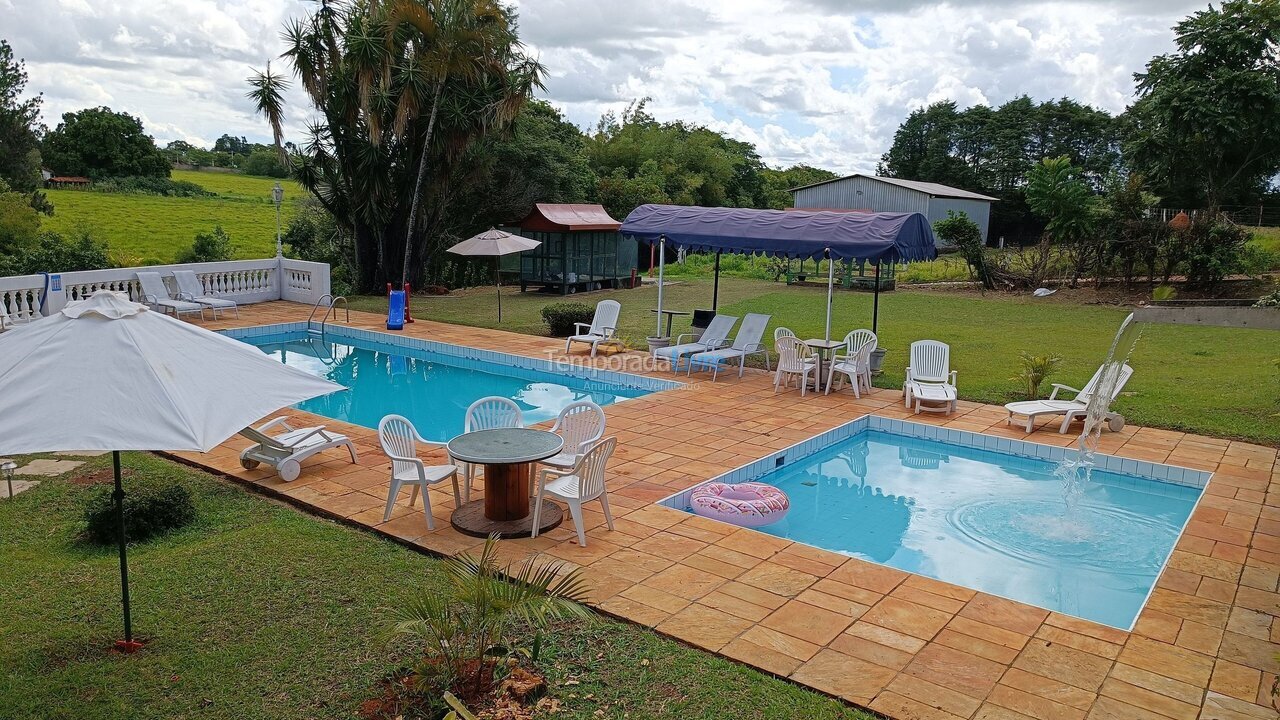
[872,262,881,335]
[825,249,835,342]
[712,251,721,311]
[654,236,666,338]
[113,450,140,652]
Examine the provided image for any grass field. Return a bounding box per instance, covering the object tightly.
[40,170,302,264]
[0,452,869,720]
[348,278,1280,445]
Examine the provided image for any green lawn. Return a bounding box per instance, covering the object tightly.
[0,453,868,720]
[350,278,1280,445]
[41,170,304,264]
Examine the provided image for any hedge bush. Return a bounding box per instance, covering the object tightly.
[540,302,595,337]
[83,475,196,545]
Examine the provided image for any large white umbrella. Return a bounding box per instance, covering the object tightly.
[447,228,540,322]
[0,291,345,649]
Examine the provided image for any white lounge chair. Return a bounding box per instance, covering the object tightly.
[826,329,877,397]
[239,416,358,482]
[774,335,818,395]
[653,314,738,372]
[174,270,239,319]
[378,414,460,530]
[688,312,772,380]
[1005,363,1134,433]
[565,300,621,357]
[533,437,617,547]
[136,271,205,320]
[456,396,523,502]
[541,401,606,472]
[904,340,957,414]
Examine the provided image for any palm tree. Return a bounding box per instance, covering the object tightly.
[390,536,591,700]
[247,0,542,290]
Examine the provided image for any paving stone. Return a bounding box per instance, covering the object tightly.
[0,479,38,498]
[14,458,83,476]
[53,450,109,457]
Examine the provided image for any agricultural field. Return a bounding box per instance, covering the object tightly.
[39,170,304,264]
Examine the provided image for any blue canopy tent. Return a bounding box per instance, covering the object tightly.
[620,204,937,340]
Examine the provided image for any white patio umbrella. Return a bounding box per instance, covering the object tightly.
[0,291,344,650]
[447,228,540,322]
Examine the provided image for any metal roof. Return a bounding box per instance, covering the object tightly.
[789,174,998,202]
[518,203,621,232]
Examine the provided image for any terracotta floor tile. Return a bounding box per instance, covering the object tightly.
[1099,677,1198,720]
[961,593,1049,636]
[738,624,821,662]
[934,628,1020,665]
[790,649,897,704]
[999,668,1098,710]
[642,563,726,601]
[597,595,670,628]
[735,561,818,598]
[845,619,929,654]
[828,557,909,594]
[871,689,974,720]
[1016,638,1113,692]
[862,595,954,641]
[697,589,775,623]
[904,643,1007,699]
[830,632,915,671]
[655,604,753,652]
[618,583,691,615]
[720,636,803,677]
[759,600,852,646]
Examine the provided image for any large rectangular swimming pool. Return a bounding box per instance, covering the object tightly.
[226,325,677,442]
[663,417,1207,629]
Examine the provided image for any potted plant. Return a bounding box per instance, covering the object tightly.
[647,335,671,353]
[869,345,887,374]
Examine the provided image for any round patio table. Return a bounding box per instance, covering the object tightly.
[447,428,565,539]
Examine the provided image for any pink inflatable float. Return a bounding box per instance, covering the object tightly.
[690,482,790,528]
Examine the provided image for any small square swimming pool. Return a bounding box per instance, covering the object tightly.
[224,324,680,442]
[662,416,1208,629]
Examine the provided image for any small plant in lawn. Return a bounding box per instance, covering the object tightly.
[388,537,591,711]
[1152,285,1177,302]
[1011,351,1062,400]
[82,475,196,545]
[540,303,595,337]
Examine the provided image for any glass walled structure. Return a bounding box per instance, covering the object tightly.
[503,204,639,294]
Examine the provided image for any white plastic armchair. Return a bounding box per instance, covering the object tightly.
[826,329,877,397]
[774,335,818,395]
[542,401,606,472]
[904,340,956,408]
[565,300,621,357]
[378,414,460,531]
[456,397,523,502]
[774,327,796,342]
[533,436,617,546]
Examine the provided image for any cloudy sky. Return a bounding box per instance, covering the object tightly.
[3,0,1201,173]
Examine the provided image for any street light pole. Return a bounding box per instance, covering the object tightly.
[272,182,284,256]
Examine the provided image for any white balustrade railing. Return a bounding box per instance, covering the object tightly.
[3,256,331,318]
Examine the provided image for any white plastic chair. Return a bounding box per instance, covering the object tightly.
[533,436,616,546]
[826,329,877,397]
[774,336,818,395]
[173,270,239,319]
[565,300,621,357]
[457,397,523,502]
[378,415,460,530]
[904,340,957,409]
[541,401,606,473]
[774,327,796,342]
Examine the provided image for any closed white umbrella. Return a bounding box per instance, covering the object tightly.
[0,291,345,649]
[447,228,540,321]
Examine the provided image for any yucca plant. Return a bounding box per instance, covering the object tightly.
[390,536,591,703]
[1012,351,1063,400]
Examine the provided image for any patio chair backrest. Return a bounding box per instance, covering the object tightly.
[465,396,523,432]
[775,335,813,372]
[909,340,951,383]
[774,327,796,342]
[702,315,739,345]
[378,414,422,478]
[589,300,621,336]
[843,329,877,356]
[1077,363,1134,405]
[238,426,293,456]
[731,313,771,350]
[173,270,207,298]
[573,436,616,501]
[552,401,606,456]
[136,271,174,302]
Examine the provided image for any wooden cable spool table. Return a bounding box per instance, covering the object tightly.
[447,428,565,539]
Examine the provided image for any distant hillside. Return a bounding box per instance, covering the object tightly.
[40,170,305,264]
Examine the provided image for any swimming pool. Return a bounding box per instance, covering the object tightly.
[224,324,678,442]
[662,416,1207,629]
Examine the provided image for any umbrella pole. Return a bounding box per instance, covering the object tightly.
[825,250,835,342]
[872,262,881,335]
[112,450,140,652]
[712,251,721,311]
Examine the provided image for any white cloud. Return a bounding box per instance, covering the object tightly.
[6,0,1202,171]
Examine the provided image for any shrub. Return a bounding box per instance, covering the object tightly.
[91,176,215,198]
[1011,351,1062,400]
[1181,216,1249,292]
[83,476,196,545]
[540,302,594,336]
[934,211,993,289]
[176,225,234,264]
[1255,290,1280,308]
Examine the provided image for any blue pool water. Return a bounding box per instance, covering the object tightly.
[681,430,1202,629]
[240,332,653,442]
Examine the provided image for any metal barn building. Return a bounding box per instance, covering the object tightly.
[790,174,997,241]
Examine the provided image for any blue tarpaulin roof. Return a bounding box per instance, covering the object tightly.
[621,204,937,263]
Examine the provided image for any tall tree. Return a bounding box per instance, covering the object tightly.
[0,39,43,192]
[1025,156,1100,285]
[760,164,838,209]
[249,0,541,290]
[41,107,170,178]
[1124,0,1280,209]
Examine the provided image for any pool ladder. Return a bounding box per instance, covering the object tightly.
[307,294,348,343]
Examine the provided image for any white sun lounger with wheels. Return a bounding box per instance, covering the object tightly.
[904,340,957,414]
[173,270,239,319]
[653,314,738,372]
[136,271,206,320]
[687,312,771,380]
[239,416,358,482]
[1005,363,1133,433]
[565,299,622,357]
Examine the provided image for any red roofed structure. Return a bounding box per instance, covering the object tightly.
[506,203,637,294]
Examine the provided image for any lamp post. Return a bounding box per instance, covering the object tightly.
[1,460,15,499]
[272,182,284,256]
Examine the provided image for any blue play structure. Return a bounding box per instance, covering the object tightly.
[387,290,405,330]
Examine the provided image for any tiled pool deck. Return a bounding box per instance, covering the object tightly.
[178,302,1280,720]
